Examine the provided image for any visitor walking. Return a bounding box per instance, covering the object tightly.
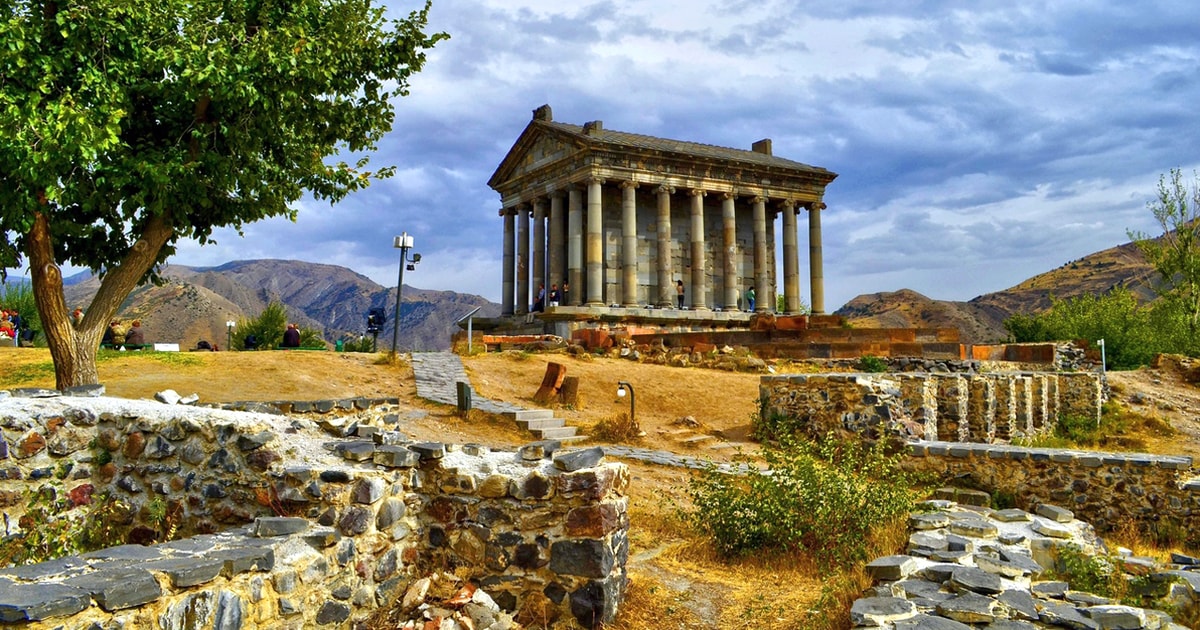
[676,280,685,308]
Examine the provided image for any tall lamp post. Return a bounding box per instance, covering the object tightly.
[226,320,235,351]
[391,232,421,355]
[616,381,635,425]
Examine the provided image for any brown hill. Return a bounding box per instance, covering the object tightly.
[62,259,500,351]
[836,240,1160,342]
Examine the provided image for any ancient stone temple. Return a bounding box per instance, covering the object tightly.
[488,104,837,319]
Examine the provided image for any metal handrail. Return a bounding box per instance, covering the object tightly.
[455,306,482,324]
[456,306,483,354]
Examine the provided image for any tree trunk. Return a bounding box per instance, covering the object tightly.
[27,204,173,389]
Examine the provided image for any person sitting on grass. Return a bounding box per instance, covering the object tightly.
[124,320,145,349]
[282,323,301,348]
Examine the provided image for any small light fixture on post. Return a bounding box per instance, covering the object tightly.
[392,232,421,356]
[616,381,635,426]
[226,320,235,351]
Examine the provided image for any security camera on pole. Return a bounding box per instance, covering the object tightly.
[392,232,421,356]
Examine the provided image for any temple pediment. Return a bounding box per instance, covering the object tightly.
[487,122,587,193]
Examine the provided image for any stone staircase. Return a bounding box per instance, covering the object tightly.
[503,408,585,442]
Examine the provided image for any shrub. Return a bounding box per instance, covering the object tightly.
[0,483,127,568]
[589,412,642,443]
[686,434,916,570]
[857,355,888,373]
[342,335,378,352]
[232,301,288,350]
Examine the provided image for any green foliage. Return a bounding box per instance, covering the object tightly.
[776,293,811,314]
[342,335,378,353]
[1017,400,1174,451]
[0,484,127,568]
[686,434,916,569]
[857,355,888,373]
[1002,287,1182,368]
[298,327,325,348]
[0,361,55,387]
[1129,168,1200,346]
[147,352,201,367]
[233,301,288,350]
[1054,544,1124,599]
[0,0,445,382]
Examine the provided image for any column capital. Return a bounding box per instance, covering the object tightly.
[806,201,827,211]
[655,184,675,195]
[499,207,517,217]
[721,191,737,201]
[689,188,707,197]
[750,195,767,204]
[620,180,639,190]
[585,176,606,186]
[776,199,796,213]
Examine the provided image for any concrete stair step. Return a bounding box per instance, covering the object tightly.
[533,426,579,439]
[516,418,566,430]
[503,409,556,421]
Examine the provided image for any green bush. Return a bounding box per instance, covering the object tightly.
[342,335,378,353]
[686,434,916,570]
[857,355,888,373]
[1003,287,1192,368]
[232,301,288,350]
[0,483,127,568]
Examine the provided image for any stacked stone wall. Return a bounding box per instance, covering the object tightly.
[759,371,1103,445]
[904,442,1196,534]
[0,396,628,628]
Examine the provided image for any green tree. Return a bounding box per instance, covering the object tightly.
[1003,287,1162,369]
[0,0,445,387]
[1128,168,1200,346]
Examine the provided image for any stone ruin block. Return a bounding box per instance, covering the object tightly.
[966,376,996,443]
[1014,375,1034,436]
[934,375,969,442]
[991,375,1017,441]
[1058,372,1102,425]
[895,374,938,441]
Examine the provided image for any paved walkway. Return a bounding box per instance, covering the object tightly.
[409,352,757,474]
[410,352,524,415]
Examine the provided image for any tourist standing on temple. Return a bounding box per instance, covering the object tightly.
[676,280,685,308]
[562,281,570,306]
[533,284,545,312]
[745,287,756,312]
[548,283,561,307]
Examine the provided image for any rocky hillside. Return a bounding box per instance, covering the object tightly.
[62,260,500,351]
[836,240,1160,343]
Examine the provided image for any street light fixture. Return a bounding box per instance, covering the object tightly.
[616,381,635,426]
[226,320,235,351]
[392,232,421,355]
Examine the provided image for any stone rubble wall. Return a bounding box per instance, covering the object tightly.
[852,498,1198,629]
[904,442,1196,535]
[0,394,628,628]
[759,371,1103,444]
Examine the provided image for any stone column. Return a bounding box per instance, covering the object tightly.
[780,200,800,314]
[501,208,515,316]
[621,181,639,308]
[752,196,769,313]
[808,202,826,315]
[548,191,564,294]
[766,209,777,312]
[516,204,530,315]
[656,185,675,308]
[586,177,605,307]
[532,198,546,300]
[689,189,707,310]
[722,192,738,311]
[568,186,583,306]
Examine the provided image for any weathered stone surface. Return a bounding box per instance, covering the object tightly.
[63,568,163,611]
[254,517,309,537]
[352,477,386,504]
[376,497,407,529]
[937,592,999,624]
[909,531,950,555]
[235,431,273,451]
[512,470,554,500]
[142,557,225,588]
[1081,604,1144,628]
[154,389,182,405]
[316,600,351,624]
[866,555,919,581]
[337,506,372,536]
[336,440,375,461]
[850,596,918,626]
[996,589,1039,621]
[1039,601,1100,629]
[211,546,275,576]
[949,518,998,539]
[1036,503,1074,523]
[993,508,1031,522]
[569,577,621,628]
[565,503,622,538]
[910,512,951,530]
[409,442,445,460]
[0,582,90,622]
[893,614,973,629]
[948,567,1003,595]
[373,445,420,468]
[1032,519,1073,539]
[554,446,605,472]
[479,474,511,498]
[549,540,614,578]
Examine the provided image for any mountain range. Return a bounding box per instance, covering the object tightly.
[23,235,1162,350]
[834,240,1157,342]
[61,260,500,351]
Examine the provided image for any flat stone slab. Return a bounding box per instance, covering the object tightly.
[894,614,973,629]
[936,592,999,624]
[949,566,1003,595]
[554,447,605,472]
[866,555,919,581]
[949,519,998,539]
[0,582,90,622]
[1032,519,1073,539]
[1035,504,1074,523]
[253,517,310,537]
[141,557,225,588]
[849,597,918,626]
[993,508,1031,523]
[63,568,162,611]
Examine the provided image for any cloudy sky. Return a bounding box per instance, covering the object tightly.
[106,1,1200,309]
